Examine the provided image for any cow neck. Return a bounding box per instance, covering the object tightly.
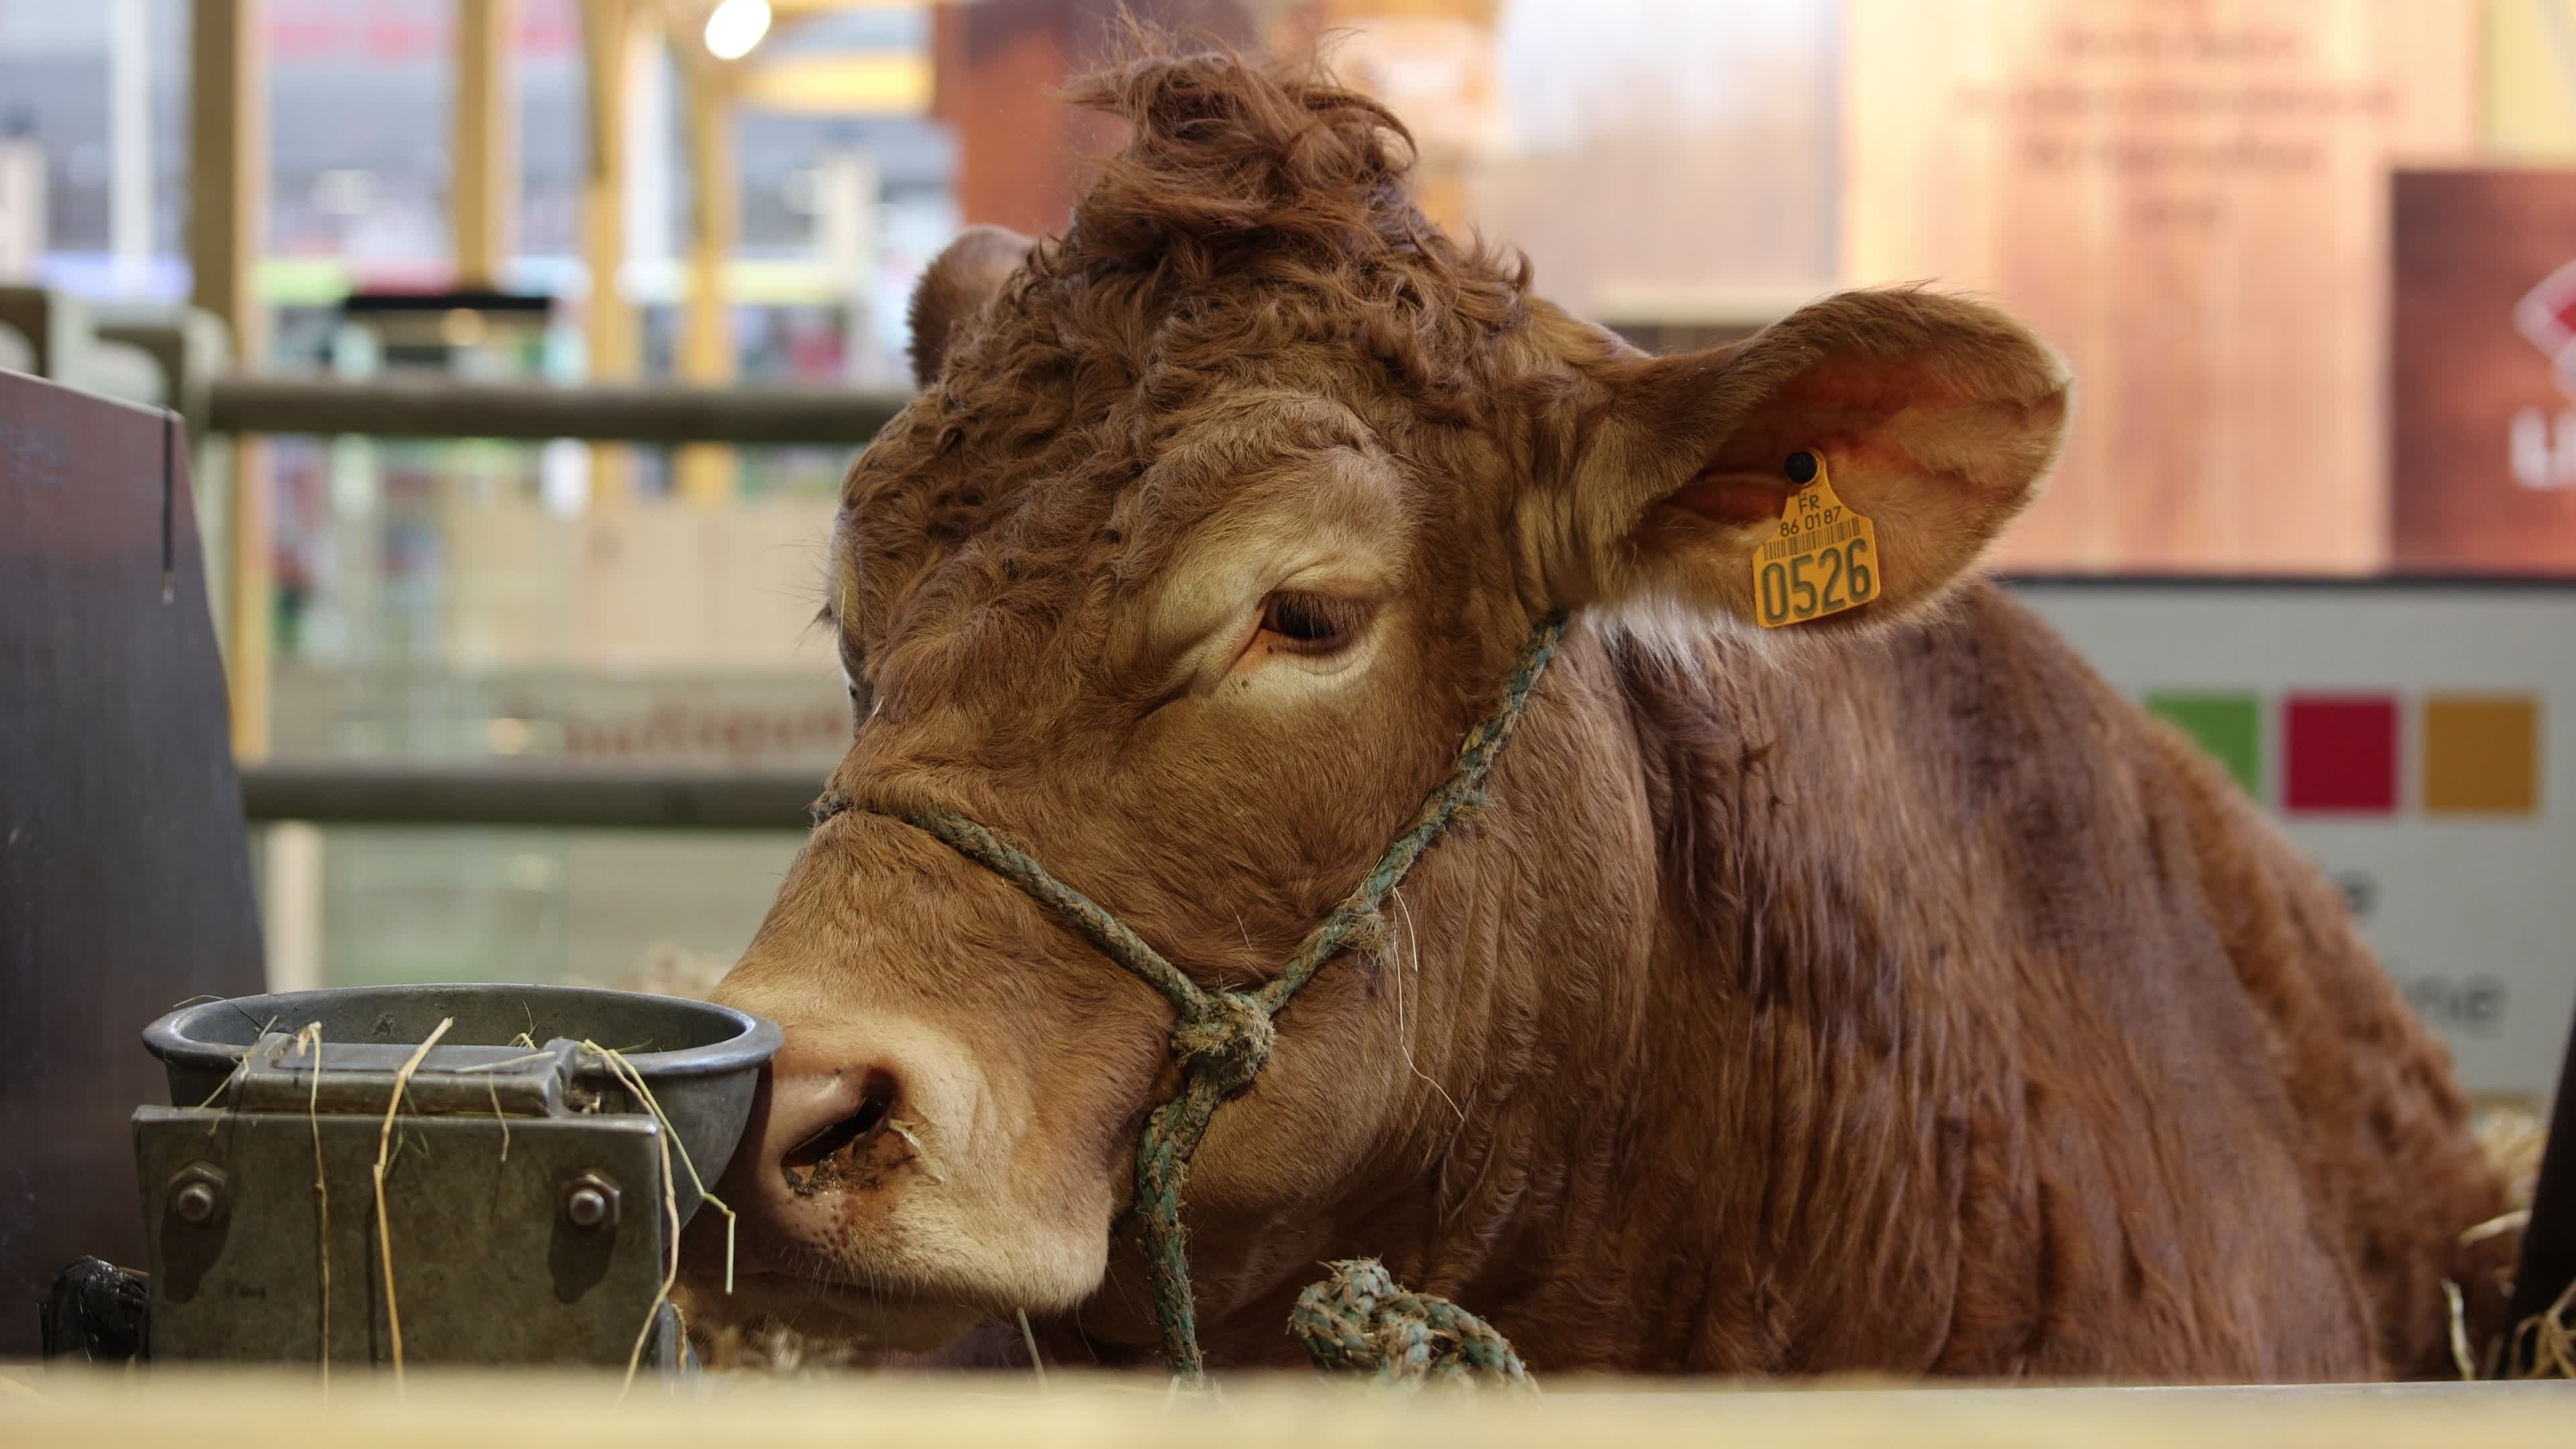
[818,612,1568,1385]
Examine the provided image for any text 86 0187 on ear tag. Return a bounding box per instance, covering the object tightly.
[1751,451,1879,629]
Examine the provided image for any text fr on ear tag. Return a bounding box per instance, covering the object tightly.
[1751,450,1880,629]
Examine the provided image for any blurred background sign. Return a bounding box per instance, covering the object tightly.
[2021,579,2573,1108]
[2390,168,2576,570]
[1843,0,2477,574]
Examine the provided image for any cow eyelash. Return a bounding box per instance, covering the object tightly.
[1256,592,1369,654]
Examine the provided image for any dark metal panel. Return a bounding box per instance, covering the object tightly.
[0,368,266,1357]
[205,376,906,445]
[2504,1006,2575,1375]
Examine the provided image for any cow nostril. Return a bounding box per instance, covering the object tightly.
[782,1070,899,1169]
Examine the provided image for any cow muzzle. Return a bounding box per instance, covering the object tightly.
[682,1018,1038,1350]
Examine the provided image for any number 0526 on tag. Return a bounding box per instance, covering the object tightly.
[1752,455,1878,629]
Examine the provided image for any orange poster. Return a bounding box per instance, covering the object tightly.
[1842,1,2475,572]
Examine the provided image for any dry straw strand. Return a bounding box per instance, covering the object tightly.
[195,1014,280,1134]
[485,1073,511,1163]
[885,1118,948,1183]
[1017,1308,1047,1389]
[453,1051,553,1074]
[290,1021,331,1387]
[372,1016,453,1391]
[580,1041,737,1393]
[2444,1280,2475,1380]
[2461,1209,2530,1248]
[580,1041,739,1293]
[2506,1277,2576,1380]
[619,1109,680,1393]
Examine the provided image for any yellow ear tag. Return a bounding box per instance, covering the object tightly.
[1750,451,1880,629]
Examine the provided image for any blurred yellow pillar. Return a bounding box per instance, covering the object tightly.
[676,55,739,506]
[2483,0,2576,156]
[189,0,270,759]
[580,0,641,503]
[454,0,517,288]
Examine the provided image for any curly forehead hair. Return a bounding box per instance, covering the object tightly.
[841,34,1578,672]
[941,34,1542,424]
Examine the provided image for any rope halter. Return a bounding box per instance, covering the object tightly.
[813,612,1568,1385]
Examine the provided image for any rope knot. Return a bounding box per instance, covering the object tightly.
[1172,991,1275,1098]
[1289,1258,1532,1390]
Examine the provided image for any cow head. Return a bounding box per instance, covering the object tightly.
[690,42,2070,1356]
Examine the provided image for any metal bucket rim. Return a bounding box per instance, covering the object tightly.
[141,981,784,1086]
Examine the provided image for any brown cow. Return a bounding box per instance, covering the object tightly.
[686,41,2516,1381]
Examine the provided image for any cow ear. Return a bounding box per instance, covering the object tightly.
[1538,288,2072,631]
[906,224,1034,388]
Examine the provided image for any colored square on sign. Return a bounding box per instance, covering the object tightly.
[2422,696,2542,814]
[2146,693,2262,797]
[2283,696,2400,814]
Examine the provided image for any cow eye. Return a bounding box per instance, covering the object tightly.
[1256,592,1366,654]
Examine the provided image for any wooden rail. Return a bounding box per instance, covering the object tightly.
[238,764,820,831]
[203,376,908,445]
[3,1370,2573,1446]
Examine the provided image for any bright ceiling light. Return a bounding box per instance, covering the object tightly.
[703,0,771,62]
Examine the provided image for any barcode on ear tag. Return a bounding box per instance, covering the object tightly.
[1751,451,1879,629]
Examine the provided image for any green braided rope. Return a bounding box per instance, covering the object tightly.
[904,812,1203,1012]
[861,612,1566,1386]
[1289,1258,1533,1389]
[1255,620,1565,1014]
